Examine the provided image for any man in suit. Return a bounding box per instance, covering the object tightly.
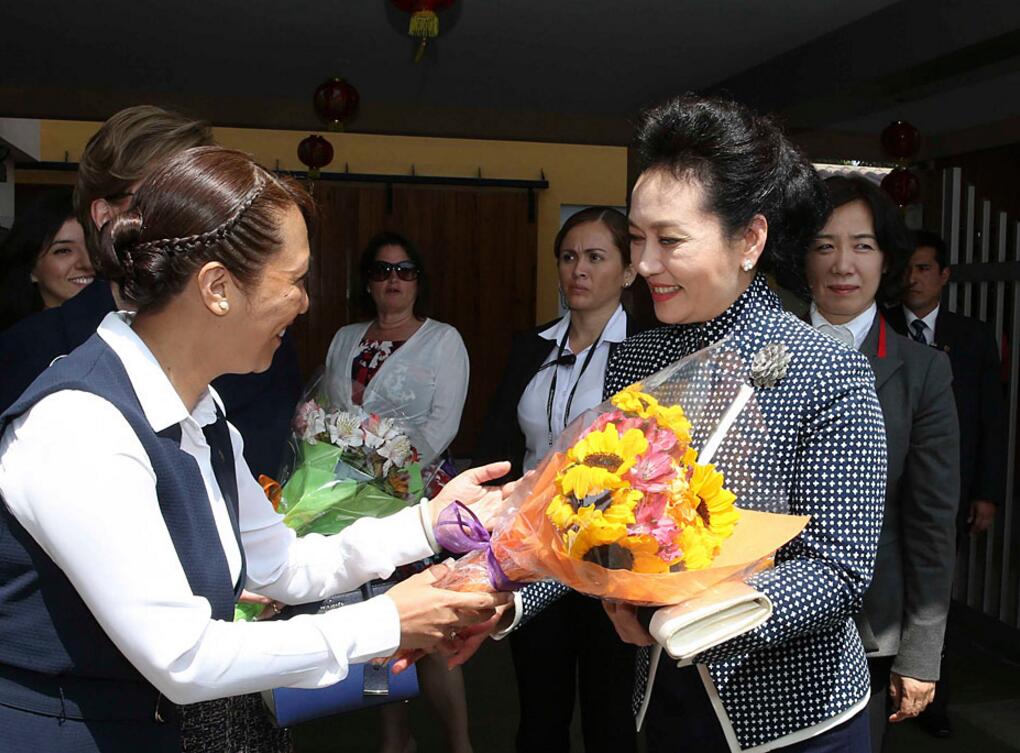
[887,231,1006,536]
[885,229,1008,737]
[0,105,303,479]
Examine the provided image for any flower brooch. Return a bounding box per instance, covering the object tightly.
[750,343,791,388]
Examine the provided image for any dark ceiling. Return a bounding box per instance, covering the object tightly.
[3,0,1020,154]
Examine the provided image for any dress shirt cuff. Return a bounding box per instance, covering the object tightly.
[418,497,440,554]
[491,591,523,640]
[319,595,402,665]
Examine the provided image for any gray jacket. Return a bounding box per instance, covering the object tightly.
[856,313,959,681]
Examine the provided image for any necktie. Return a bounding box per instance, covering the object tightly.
[909,319,928,344]
[816,323,855,348]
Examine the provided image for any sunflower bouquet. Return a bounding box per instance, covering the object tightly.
[432,340,808,611]
[545,385,739,575]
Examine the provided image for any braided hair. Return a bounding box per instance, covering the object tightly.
[96,147,316,312]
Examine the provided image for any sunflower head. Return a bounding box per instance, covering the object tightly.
[654,404,692,445]
[610,385,660,419]
[678,525,718,570]
[560,424,648,499]
[689,463,740,541]
[618,534,672,573]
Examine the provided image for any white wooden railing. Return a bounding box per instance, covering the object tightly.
[941,167,1019,627]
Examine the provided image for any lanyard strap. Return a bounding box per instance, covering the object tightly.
[546,326,602,446]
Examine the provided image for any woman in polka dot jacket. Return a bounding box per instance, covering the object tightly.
[503,96,886,752]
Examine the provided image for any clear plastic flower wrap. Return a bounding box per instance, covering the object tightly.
[433,340,809,608]
[256,369,443,538]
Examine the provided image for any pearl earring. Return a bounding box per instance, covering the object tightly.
[741,259,754,272]
[217,300,230,312]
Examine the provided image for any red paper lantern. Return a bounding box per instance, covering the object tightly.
[881,121,920,162]
[313,78,359,132]
[881,167,919,207]
[391,0,457,62]
[297,135,333,178]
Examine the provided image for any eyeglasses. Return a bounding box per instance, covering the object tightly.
[367,261,420,282]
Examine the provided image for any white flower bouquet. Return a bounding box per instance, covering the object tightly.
[259,374,426,539]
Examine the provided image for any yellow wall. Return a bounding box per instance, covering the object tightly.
[37,120,628,323]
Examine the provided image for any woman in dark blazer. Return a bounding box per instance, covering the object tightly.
[507,97,887,753]
[474,206,643,753]
[803,175,960,752]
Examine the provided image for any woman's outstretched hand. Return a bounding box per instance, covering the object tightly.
[428,461,526,530]
[385,563,512,652]
[391,601,515,674]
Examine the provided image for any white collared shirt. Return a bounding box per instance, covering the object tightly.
[517,305,627,473]
[809,302,877,350]
[903,304,939,345]
[0,312,436,704]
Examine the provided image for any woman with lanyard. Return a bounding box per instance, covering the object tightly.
[0,146,513,753]
[474,206,642,753]
[803,175,959,752]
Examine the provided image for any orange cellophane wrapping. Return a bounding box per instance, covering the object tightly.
[437,453,810,607]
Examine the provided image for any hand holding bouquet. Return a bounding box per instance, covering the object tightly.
[427,342,808,660]
[262,373,427,539]
[238,375,428,622]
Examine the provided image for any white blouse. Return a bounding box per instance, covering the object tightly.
[0,312,438,704]
[517,305,627,472]
[324,318,470,464]
[809,301,877,350]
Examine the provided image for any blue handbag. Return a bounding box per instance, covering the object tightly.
[262,580,419,726]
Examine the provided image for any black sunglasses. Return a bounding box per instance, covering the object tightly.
[367,261,420,282]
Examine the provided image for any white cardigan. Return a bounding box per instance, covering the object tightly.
[324,318,469,465]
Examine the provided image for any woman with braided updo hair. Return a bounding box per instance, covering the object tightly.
[0,146,513,753]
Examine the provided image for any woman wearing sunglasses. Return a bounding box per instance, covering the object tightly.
[324,231,472,753]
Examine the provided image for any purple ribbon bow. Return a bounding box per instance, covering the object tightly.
[433,502,522,592]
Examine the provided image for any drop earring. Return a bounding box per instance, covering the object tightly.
[741,258,754,272]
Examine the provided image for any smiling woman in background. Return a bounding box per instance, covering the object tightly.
[0,189,93,331]
[804,175,959,752]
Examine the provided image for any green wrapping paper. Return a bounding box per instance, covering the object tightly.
[234,440,423,622]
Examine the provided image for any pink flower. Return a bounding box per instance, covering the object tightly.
[629,497,682,562]
[587,409,629,435]
[635,493,668,525]
[646,424,678,454]
[626,449,676,493]
[294,400,327,443]
[616,416,646,435]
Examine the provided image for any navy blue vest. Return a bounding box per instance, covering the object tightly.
[0,334,246,735]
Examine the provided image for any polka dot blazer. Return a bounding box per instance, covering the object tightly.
[516,274,886,751]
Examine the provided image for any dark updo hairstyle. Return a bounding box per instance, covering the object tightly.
[95,146,317,313]
[818,174,913,306]
[0,189,76,330]
[554,206,631,265]
[357,231,429,319]
[634,94,830,295]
